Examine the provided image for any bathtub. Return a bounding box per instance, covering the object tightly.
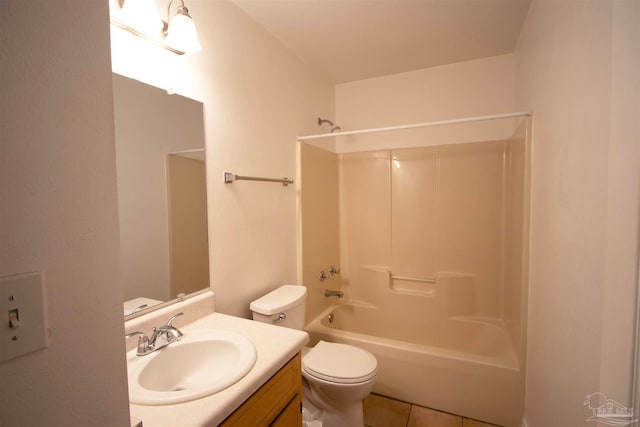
[306,302,523,427]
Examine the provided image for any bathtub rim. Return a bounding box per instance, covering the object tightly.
[306,301,520,372]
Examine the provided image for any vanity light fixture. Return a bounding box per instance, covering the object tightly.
[118,0,164,34]
[164,1,202,53]
[111,0,202,55]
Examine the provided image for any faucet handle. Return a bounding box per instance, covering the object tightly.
[125,331,151,355]
[125,331,147,340]
[155,313,184,347]
[166,312,184,327]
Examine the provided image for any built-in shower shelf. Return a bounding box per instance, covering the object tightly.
[390,274,436,297]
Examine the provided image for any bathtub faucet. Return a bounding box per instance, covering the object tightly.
[324,289,344,298]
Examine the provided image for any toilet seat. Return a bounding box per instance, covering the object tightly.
[302,341,378,384]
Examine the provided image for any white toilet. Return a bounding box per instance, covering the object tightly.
[250,285,377,427]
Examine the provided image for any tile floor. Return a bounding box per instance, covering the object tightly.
[363,394,501,427]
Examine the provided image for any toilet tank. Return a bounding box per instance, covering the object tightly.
[250,285,307,330]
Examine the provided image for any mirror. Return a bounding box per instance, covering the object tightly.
[112,73,209,317]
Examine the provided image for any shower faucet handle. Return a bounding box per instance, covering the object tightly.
[329,265,341,276]
[320,270,330,281]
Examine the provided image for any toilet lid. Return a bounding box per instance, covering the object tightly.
[302,341,378,384]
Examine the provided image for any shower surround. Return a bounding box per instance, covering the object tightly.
[299,120,530,427]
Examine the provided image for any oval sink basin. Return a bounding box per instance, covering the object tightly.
[127,329,257,405]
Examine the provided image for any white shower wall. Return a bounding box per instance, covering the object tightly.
[338,138,526,323]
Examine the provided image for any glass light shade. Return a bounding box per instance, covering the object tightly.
[119,0,164,34]
[165,9,202,53]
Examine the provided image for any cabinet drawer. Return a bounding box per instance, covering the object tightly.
[271,394,301,427]
[220,353,301,427]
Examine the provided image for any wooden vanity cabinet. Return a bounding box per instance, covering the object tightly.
[219,353,302,427]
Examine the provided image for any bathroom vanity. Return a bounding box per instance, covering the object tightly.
[125,293,308,427]
[220,353,302,426]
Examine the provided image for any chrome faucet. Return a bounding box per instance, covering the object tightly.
[130,304,148,315]
[324,289,344,298]
[320,266,341,281]
[125,312,184,356]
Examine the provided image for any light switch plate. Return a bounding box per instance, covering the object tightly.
[0,272,50,363]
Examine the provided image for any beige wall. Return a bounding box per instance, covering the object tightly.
[0,1,130,426]
[334,53,518,153]
[516,1,640,425]
[601,0,640,405]
[336,53,515,128]
[111,1,335,317]
[299,144,341,322]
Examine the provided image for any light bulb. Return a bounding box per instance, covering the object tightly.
[165,6,202,53]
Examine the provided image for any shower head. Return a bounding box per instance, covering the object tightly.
[318,117,341,133]
[318,117,335,127]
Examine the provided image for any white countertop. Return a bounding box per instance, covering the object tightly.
[129,312,309,427]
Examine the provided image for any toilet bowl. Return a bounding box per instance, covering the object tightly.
[250,285,377,427]
[301,341,377,427]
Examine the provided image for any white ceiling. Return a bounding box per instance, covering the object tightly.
[232,0,532,83]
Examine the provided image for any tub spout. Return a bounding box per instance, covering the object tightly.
[324,289,344,298]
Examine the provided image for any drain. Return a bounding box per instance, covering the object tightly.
[170,385,187,392]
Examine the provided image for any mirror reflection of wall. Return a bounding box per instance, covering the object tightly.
[166,152,209,298]
[111,73,209,317]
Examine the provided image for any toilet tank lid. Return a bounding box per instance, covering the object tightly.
[250,285,307,315]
